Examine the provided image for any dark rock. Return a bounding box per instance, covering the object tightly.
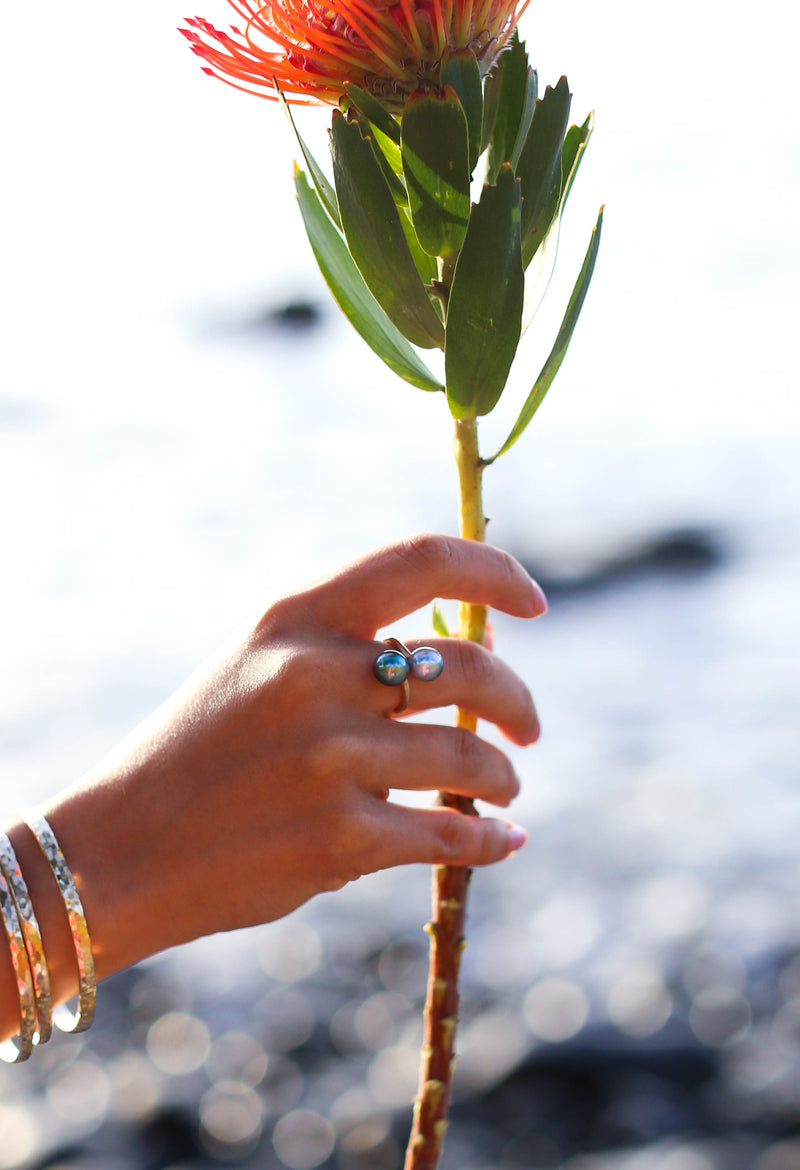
[520,526,726,599]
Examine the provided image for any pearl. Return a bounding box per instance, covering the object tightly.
[373,649,409,686]
[410,646,444,681]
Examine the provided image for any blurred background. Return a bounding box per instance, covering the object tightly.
[0,1,798,1167]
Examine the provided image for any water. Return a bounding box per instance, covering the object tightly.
[1,1,798,1165]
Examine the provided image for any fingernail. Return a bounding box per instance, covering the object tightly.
[507,824,529,853]
[530,579,548,615]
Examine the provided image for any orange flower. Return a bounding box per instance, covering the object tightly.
[182,0,529,107]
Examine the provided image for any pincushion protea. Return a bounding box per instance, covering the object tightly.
[182,0,529,106]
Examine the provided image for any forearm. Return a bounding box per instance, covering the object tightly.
[0,755,190,1044]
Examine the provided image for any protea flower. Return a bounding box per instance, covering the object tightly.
[182,0,529,107]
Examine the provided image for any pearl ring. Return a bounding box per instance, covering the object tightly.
[373,637,444,714]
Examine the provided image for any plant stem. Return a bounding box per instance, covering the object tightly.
[404,415,486,1170]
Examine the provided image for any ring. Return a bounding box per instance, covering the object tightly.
[373,637,444,714]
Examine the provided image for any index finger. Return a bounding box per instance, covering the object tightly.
[299,533,547,637]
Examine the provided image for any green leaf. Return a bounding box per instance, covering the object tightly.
[485,205,603,463]
[481,60,502,154]
[521,111,594,333]
[401,90,470,259]
[372,123,404,175]
[440,50,483,172]
[432,600,452,637]
[399,206,439,286]
[331,112,444,349]
[294,166,444,393]
[510,67,538,172]
[356,111,407,205]
[278,88,341,229]
[345,83,401,144]
[517,77,572,269]
[485,32,530,184]
[561,112,594,206]
[445,164,524,418]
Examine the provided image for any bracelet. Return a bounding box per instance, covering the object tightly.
[0,860,36,1062]
[0,831,53,1046]
[18,809,96,1034]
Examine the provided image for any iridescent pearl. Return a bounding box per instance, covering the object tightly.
[373,649,410,686]
[410,647,444,681]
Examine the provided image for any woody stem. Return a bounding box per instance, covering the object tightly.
[404,414,486,1170]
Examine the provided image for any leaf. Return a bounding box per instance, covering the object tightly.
[439,50,483,172]
[294,166,444,393]
[345,82,401,144]
[485,32,530,184]
[432,600,452,637]
[445,164,524,418]
[485,206,603,463]
[517,77,572,269]
[510,67,538,172]
[401,89,470,258]
[481,60,502,154]
[331,112,444,349]
[278,88,341,229]
[399,206,439,286]
[521,111,594,333]
[561,112,594,207]
[372,123,404,175]
[356,111,408,205]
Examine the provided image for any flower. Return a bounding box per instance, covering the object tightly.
[182,0,529,107]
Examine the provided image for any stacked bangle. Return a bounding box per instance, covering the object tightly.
[18,810,96,1034]
[0,852,37,1062]
[0,810,96,1059]
[0,831,53,1055]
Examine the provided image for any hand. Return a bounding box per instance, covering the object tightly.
[3,534,546,1024]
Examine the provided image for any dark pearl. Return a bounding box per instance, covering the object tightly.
[410,647,444,681]
[374,650,410,686]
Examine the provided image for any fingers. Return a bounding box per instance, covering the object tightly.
[372,804,528,869]
[301,533,546,637]
[368,637,539,745]
[368,721,522,807]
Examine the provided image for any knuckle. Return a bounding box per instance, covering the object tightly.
[274,642,333,711]
[435,812,471,861]
[310,807,373,891]
[254,593,298,639]
[394,532,455,576]
[306,731,362,784]
[452,727,484,782]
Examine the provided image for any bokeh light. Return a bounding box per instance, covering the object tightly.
[272,1108,336,1169]
[145,1011,210,1076]
[199,1079,264,1157]
[606,964,672,1037]
[524,977,590,1042]
[0,1102,39,1169]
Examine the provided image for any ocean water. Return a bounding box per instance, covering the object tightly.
[0,2,798,1166]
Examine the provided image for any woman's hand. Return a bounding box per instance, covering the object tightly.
[3,534,546,1026]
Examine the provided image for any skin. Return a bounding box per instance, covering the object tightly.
[0,533,546,1043]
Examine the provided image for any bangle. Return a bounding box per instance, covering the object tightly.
[0,831,53,1045]
[18,810,96,1034]
[0,861,36,1062]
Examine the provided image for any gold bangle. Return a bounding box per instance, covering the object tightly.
[0,831,53,1045]
[18,810,96,1034]
[0,861,36,1062]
